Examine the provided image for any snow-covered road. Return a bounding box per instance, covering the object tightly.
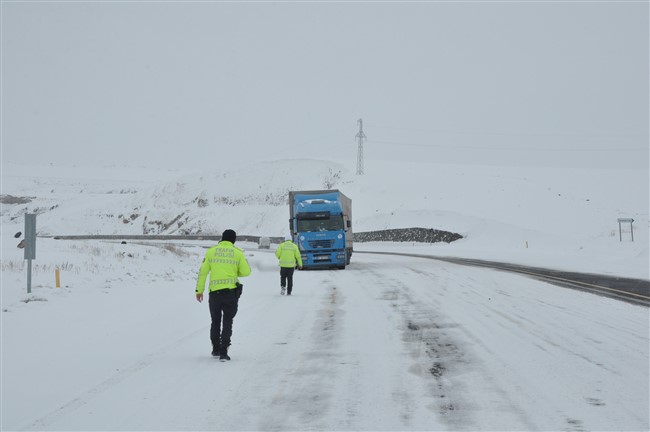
[3,242,649,431]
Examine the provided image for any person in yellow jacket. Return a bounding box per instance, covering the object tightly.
[275,233,302,296]
[196,229,251,361]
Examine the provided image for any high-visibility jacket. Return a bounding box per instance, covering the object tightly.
[196,241,251,294]
[275,240,303,268]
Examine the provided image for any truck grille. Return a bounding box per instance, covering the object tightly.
[309,239,333,249]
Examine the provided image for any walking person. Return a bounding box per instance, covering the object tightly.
[275,233,302,295]
[195,229,251,361]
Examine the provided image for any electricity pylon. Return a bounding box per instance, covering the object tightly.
[355,119,367,175]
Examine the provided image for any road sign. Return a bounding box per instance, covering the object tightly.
[24,214,36,293]
[617,218,635,242]
[24,213,36,259]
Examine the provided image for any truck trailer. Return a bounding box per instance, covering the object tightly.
[288,190,353,269]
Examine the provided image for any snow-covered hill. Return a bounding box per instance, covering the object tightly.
[1,158,648,278]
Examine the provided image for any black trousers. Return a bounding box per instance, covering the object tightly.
[280,267,295,294]
[208,289,239,351]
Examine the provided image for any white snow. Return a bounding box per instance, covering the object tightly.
[1,158,648,431]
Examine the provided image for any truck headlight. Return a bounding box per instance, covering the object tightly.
[336,253,345,260]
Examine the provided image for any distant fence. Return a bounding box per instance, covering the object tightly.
[51,234,283,244]
[50,228,462,244]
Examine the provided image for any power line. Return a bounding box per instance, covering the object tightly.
[367,124,647,139]
[369,139,648,152]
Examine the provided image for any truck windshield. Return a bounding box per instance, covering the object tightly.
[297,215,344,232]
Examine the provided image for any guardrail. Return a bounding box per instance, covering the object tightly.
[49,227,463,244]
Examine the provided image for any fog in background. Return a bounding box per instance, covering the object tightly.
[2,1,648,171]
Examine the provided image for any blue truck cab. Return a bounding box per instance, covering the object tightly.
[288,190,353,269]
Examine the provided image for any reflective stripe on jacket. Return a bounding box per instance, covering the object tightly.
[275,240,302,268]
[196,241,251,294]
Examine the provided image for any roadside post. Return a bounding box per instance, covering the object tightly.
[24,214,36,293]
[617,218,634,242]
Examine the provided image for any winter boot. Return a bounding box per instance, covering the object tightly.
[281,285,286,295]
[219,346,231,362]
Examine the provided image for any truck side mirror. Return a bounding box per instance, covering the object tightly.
[346,220,352,228]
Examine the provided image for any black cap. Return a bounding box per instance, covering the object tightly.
[221,229,237,244]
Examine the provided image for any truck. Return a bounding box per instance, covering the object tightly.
[288,190,353,269]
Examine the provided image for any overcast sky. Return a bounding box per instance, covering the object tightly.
[2,1,648,171]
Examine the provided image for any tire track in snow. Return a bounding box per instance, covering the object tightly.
[359,260,541,431]
[401,264,542,430]
[355,267,424,428]
[376,271,475,430]
[321,261,447,430]
[401,262,650,431]
[329,266,413,430]
[259,277,345,431]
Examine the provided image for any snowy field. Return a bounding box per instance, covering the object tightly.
[1,158,649,431]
